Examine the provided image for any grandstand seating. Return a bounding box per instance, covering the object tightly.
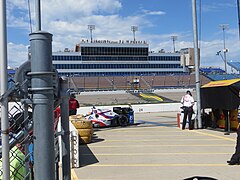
[82,77,98,90]
[206,74,240,81]
[199,66,240,81]
[200,75,210,85]
[98,77,113,90]
[68,74,210,91]
[200,67,225,74]
[228,62,240,72]
[141,76,153,89]
[112,76,131,89]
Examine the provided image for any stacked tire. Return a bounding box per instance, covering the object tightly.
[69,115,93,144]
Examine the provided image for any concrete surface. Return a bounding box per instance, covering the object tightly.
[71,111,239,180]
[76,88,195,107]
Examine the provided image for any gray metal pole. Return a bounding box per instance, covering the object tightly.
[29,31,55,180]
[90,29,93,43]
[237,0,240,40]
[60,77,71,180]
[0,0,10,179]
[223,28,227,73]
[35,0,41,31]
[192,0,202,128]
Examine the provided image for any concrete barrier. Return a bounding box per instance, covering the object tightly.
[77,103,183,115]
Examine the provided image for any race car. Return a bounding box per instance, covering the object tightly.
[85,106,134,128]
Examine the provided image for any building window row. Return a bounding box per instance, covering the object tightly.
[54,63,182,69]
[52,55,180,61]
[81,56,148,61]
[59,71,185,77]
[53,56,81,61]
[148,56,180,61]
[81,47,148,56]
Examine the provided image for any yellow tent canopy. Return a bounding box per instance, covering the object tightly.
[201,78,240,88]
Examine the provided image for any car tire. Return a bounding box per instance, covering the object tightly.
[118,115,128,126]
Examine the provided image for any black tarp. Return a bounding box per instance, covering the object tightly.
[201,79,240,110]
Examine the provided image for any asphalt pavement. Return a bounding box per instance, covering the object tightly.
[71,111,240,180]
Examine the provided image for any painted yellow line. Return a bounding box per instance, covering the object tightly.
[87,144,234,148]
[81,152,231,156]
[81,163,228,167]
[191,131,236,142]
[139,93,163,101]
[71,169,78,180]
[99,134,204,136]
[100,138,223,142]
[111,130,182,133]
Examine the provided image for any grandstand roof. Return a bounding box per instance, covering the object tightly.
[201,78,240,88]
[205,74,240,81]
[200,67,225,74]
[8,69,16,75]
[227,62,240,71]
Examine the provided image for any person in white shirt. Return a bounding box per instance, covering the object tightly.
[181,90,195,130]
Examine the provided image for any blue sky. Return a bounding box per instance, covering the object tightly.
[5,0,240,71]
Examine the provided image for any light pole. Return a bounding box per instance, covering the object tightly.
[216,50,224,63]
[219,24,229,73]
[237,0,240,39]
[171,35,177,53]
[192,0,202,128]
[131,25,138,42]
[88,25,95,43]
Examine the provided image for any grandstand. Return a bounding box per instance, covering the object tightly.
[200,66,240,81]
[228,61,240,73]
[200,67,225,74]
[68,74,210,92]
[51,39,214,93]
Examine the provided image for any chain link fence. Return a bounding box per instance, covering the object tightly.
[0,80,65,179]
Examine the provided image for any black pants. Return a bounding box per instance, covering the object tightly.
[182,107,193,130]
[69,109,77,116]
[230,125,240,162]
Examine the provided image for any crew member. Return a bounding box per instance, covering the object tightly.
[181,90,195,130]
[69,94,80,115]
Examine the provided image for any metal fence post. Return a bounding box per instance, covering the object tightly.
[0,0,10,179]
[60,77,71,180]
[29,31,55,180]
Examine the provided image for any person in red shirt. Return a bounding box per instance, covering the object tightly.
[69,94,80,115]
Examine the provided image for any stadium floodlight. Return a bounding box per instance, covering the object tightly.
[216,50,224,62]
[131,25,138,42]
[171,35,177,53]
[88,25,95,43]
[219,24,229,73]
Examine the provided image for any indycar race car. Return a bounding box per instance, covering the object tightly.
[85,106,134,128]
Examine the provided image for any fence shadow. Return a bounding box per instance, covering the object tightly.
[79,144,99,167]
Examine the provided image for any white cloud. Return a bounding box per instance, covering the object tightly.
[47,13,150,52]
[7,0,29,28]
[202,2,235,12]
[5,0,240,71]
[142,10,166,16]
[7,42,28,67]
[41,0,122,22]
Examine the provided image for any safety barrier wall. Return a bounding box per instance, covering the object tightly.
[77,103,185,114]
